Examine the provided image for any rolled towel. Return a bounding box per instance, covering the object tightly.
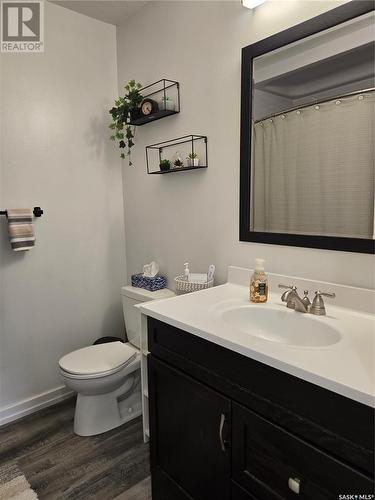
[7,208,35,251]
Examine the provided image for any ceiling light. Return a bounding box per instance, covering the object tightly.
[241,0,267,9]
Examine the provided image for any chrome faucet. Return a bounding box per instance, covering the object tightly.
[278,284,335,315]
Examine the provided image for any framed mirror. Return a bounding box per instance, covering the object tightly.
[240,2,375,253]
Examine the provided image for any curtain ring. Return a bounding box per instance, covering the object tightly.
[335,100,341,105]
[315,105,320,110]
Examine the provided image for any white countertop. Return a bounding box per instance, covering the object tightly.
[138,269,375,408]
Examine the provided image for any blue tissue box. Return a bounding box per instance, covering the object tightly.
[131,273,167,292]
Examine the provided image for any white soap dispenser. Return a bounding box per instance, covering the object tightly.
[184,262,190,281]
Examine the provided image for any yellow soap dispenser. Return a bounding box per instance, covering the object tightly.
[250,258,268,303]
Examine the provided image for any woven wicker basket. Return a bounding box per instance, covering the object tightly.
[174,275,214,294]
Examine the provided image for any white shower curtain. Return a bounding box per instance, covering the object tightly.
[252,91,375,239]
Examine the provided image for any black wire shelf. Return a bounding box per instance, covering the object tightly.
[146,135,208,175]
[130,109,179,126]
[129,79,180,126]
[148,165,208,175]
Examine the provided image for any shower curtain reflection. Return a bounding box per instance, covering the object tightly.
[251,90,375,239]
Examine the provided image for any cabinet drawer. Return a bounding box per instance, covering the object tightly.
[232,403,374,500]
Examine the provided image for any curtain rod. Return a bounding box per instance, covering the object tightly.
[254,86,375,123]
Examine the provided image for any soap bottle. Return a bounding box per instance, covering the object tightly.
[184,262,190,281]
[250,258,268,303]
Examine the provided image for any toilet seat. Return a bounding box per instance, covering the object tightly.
[59,341,138,379]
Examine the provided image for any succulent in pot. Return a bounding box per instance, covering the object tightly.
[173,158,184,168]
[160,159,171,172]
[186,153,200,167]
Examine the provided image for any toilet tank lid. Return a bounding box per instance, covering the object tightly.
[121,285,175,301]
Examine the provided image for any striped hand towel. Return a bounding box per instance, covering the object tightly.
[7,209,36,251]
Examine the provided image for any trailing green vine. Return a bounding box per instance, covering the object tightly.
[109,80,143,165]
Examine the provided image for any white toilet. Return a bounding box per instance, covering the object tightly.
[59,285,175,436]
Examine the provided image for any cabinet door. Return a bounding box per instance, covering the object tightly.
[148,355,231,500]
[232,481,260,500]
[232,403,374,500]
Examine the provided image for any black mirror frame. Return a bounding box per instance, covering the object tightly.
[239,1,375,254]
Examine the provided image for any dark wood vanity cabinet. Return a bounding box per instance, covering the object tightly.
[147,318,374,500]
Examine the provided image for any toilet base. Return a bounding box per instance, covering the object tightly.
[73,372,142,436]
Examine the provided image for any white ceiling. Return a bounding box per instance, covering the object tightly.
[51,0,149,26]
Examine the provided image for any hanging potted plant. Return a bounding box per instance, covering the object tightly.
[109,80,143,165]
[186,153,200,167]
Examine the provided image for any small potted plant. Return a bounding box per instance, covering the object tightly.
[160,96,175,111]
[186,153,199,167]
[173,158,184,169]
[160,159,171,172]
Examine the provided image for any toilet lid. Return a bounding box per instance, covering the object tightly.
[59,342,137,376]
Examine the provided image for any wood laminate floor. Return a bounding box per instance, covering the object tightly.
[0,398,151,499]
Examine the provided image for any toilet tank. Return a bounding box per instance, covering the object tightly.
[121,286,175,349]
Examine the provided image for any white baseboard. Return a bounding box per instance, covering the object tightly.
[0,385,74,427]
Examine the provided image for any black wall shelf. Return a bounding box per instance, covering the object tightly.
[129,79,180,126]
[149,165,208,175]
[146,135,208,175]
[130,109,178,126]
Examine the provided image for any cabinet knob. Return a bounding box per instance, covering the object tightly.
[288,477,301,494]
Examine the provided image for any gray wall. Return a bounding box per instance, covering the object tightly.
[0,2,126,417]
[117,0,374,290]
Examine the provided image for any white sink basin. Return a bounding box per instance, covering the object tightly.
[139,268,374,406]
[221,305,341,347]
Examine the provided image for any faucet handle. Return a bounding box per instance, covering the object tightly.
[311,290,336,315]
[278,284,297,291]
[316,290,336,299]
[278,284,297,303]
